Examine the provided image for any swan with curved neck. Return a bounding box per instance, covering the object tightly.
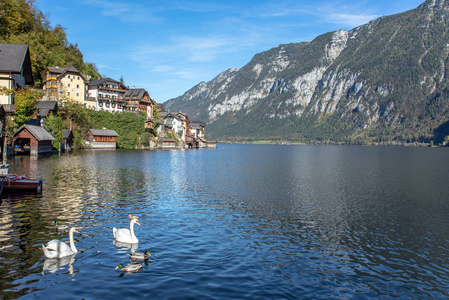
[42,227,79,258]
[113,214,140,244]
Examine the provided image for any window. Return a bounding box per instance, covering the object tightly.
[68,83,71,88]
[68,75,70,78]
[76,84,80,88]
[76,93,79,97]
[67,92,70,96]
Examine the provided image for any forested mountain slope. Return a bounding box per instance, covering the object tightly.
[165,0,449,144]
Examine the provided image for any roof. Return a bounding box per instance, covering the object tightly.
[123,88,148,100]
[3,104,15,114]
[175,112,188,120]
[36,100,58,110]
[47,66,64,74]
[88,129,119,137]
[62,129,73,139]
[88,77,123,87]
[36,101,58,118]
[159,137,176,142]
[46,65,88,82]
[14,124,55,141]
[190,122,203,129]
[0,44,33,85]
[159,112,170,118]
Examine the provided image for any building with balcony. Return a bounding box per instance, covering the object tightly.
[0,44,33,105]
[43,65,88,104]
[87,78,127,112]
[123,88,155,118]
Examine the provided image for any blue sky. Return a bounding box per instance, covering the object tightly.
[36,0,424,103]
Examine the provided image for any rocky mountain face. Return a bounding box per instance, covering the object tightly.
[165,0,449,144]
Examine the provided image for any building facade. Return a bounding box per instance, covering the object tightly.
[87,78,127,112]
[43,66,88,104]
[0,44,33,105]
[85,129,119,149]
[123,88,155,118]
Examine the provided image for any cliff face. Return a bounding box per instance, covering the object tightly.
[166,0,449,144]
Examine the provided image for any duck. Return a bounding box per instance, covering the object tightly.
[42,227,79,258]
[54,220,68,231]
[113,214,140,244]
[115,262,143,273]
[129,250,151,261]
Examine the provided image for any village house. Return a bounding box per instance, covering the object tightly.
[190,122,205,138]
[174,112,190,139]
[123,88,155,118]
[85,129,119,149]
[87,78,127,112]
[43,65,88,104]
[13,124,55,155]
[157,137,176,149]
[144,119,155,130]
[0,43,33,105]
[160,113,186,141]
[172,116,186,142]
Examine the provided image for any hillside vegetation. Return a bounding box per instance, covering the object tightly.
[0,0,100,86]
[41,101,155,149]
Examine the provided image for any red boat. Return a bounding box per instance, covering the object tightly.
[0,164,43,194]
[1,174,43,194]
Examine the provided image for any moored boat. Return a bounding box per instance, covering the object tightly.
[0,164,43,194]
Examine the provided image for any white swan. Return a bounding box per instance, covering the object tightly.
[113,214,140,244]
[42,227,79,258]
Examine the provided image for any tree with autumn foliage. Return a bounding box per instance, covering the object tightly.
[0,0,101,88]
[13,88,42,127]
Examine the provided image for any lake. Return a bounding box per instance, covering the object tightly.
[1,144,449,299]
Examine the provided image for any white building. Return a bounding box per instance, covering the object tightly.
[87,78,127,112]
[0,43,33,104]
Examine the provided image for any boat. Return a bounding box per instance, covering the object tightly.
[0,164,43,194]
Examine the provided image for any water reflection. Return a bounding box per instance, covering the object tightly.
[113,240,138,253]
[42,254,76,275]
[1,146,449,299]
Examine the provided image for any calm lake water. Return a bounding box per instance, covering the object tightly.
[1,144,449,299]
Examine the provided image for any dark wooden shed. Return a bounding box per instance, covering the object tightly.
[61,129,73,152]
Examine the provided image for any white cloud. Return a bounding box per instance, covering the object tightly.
[152,65,175,73]
[327,13,379,27]
[252,1,380,28]
[82,0,163,23]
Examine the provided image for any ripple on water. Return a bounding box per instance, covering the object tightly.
[2,146,449,299]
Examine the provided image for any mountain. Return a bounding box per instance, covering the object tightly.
[165,0,449,144]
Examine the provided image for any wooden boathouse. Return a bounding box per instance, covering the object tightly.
[13,124,55,155]
[85,129,119,149]
[157,137,176,149]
